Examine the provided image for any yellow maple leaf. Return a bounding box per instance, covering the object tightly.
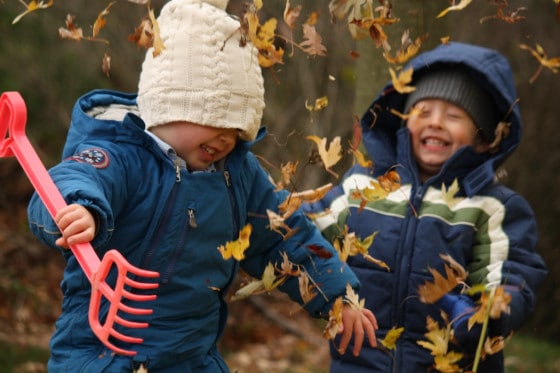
[306,135,342,178]
[437,0,473,18]
[417,322,450,356]
[434,351,463,373]
[390,67,416,94]
[217,223,252,261]
[380,326,404,350]
[262,261,286,291]
[389,67,416,93]
[519,43,560,83]
[417,264,461,304]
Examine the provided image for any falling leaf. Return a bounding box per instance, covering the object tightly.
[266,209,299,240]
[230,278,266,301]
[58,14,84,41]
[384,30,423,65]
[305,96,329,111]
[433,351,463,373]
[306,135,342,178]
[417,316,452,356]
[380,326,404,350]
[480,5,527,24]
[437,0,473,18]
[129,18,151,48]
[217,223,252,261]
[378,169,401,192]
[262,261,287,291]
[519,43,560,83]
[306,244,333,259]
[441,178,462,207]
[101,53,111,77]
[389,67,415,94]
[343,283,365,311]
[300,24,327,57]
[298,271,317,304]
[92,2,115,38]
[323,296,343,340]
[283,0,301,29]
[148,8,165,57]
[291,183,333,203]
[12,0,54,25]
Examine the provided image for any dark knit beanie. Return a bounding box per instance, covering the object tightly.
[404,67,499,142]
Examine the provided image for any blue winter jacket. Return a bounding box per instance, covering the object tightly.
[27,90,360,372]
[306,42,547,372]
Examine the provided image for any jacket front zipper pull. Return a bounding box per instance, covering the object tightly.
[187,208,197,228]
[173,159,182,183]
[224,170,231,187]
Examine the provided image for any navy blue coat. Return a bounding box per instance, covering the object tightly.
[306,42,547,372]
[27,90,360,372]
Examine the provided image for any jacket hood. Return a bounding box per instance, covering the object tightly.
[360,42,522,195]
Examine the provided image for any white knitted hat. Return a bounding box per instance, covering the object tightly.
[137,0,265,141]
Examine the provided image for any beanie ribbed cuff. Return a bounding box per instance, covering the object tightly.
[404,68,498,141]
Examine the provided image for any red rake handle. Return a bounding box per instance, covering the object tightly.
[0,92,159,356]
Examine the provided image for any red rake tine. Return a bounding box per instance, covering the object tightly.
[0,92,159,356]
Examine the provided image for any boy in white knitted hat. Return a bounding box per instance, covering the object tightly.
[26,0,378,371]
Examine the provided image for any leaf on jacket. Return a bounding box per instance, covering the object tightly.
[380,326,404,350]
[417,264,461,304]
[437,0,473,19]
[217,223,252,261]
[417,316,464,373]
[12,0,53,25]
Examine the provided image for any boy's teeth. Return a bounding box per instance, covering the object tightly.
[425,138,444,145]
[203,145,215,154]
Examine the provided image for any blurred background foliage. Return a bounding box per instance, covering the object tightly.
[0,0,559,370]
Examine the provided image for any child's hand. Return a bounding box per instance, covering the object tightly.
[337,304,378,356]
[54,204,96,248]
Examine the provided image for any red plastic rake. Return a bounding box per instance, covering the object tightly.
[0,91,159,356]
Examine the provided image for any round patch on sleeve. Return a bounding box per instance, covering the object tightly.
[66,148,110,169]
